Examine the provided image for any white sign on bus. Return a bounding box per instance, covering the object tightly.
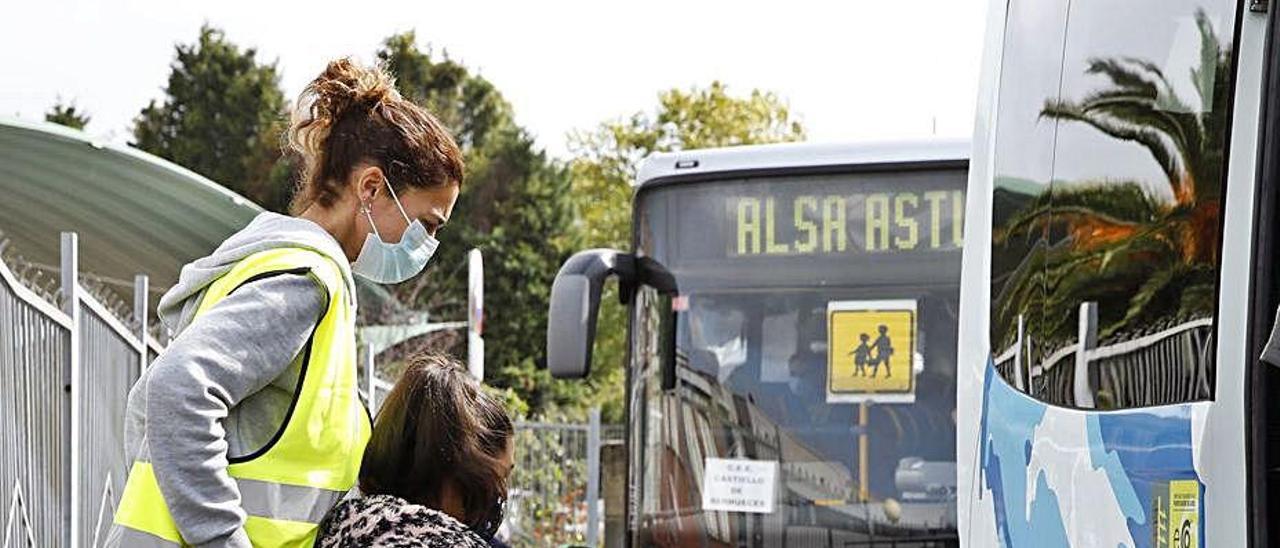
[702,458,778,514]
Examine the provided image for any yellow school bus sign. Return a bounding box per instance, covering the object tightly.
[827,299,917,404]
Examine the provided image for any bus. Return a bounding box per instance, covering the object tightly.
[547,141,968,547]
[959,0,1280,545]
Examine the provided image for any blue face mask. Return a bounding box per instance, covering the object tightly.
[352,180,439,284]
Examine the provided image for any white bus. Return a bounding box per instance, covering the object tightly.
[549,141,967,546]
[958,0,1278,546]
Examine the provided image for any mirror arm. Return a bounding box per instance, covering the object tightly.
[636,256,677,295]
[557,249,639,306]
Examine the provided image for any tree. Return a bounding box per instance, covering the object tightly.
[133,25,292,211]
[570,82,806,248]
[565,83,806,421]
[45,99,90,130]
[374,32,582,417]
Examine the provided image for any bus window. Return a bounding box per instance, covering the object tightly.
[686,297,748,381]
[989,0,1239,409]
[989,0,1070,388]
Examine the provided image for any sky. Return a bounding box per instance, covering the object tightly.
[0,0,989,160]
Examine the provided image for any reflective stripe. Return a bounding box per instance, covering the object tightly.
[111,526,182,547]
[124,462,347,524]
[237,477,347,524]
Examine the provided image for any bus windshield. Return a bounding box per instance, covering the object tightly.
[630,167,965,545]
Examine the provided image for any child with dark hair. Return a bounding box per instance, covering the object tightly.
[316,354,514,548]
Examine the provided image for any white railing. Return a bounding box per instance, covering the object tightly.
[993,306,1214,409]
[0,232,158,548]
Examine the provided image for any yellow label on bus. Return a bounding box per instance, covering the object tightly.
[1153,479,1201,548]
[1167,480,1199,548]
[826,300,917,403]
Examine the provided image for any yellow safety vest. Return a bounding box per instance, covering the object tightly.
[113,248,372,547]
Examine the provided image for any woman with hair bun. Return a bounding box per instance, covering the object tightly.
[109,58,464,548]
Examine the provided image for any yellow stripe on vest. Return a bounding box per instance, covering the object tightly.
[114,462,183,543]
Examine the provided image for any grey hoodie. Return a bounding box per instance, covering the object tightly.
[113,212,358,548]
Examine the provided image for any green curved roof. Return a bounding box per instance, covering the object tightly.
[0,116,262,300]
[0,117,411,320]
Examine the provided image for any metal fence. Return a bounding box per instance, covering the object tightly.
[1090,319,1214,408]
[0,259,69,548]
[77,299,153,546]
[504,411,623,548]
[1028,356,1075,407]
[994,303,1214,409]
[356,350,396,414]
[0,232,159,547]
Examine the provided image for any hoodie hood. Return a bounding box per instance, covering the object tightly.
[157,212,357,333]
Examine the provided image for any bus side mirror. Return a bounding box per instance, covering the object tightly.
[547,250,637,379]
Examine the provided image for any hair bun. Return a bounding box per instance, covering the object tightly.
[309,58,399,124]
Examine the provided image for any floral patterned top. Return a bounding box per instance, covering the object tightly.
[315,494,490,548]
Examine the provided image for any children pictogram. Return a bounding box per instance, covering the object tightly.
[827,300,917,403]
[850,324,898,379]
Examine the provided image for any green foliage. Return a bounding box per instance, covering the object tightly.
[507,427,589,547]
[377,32,510,154]
[568,81,806,248]
[483,384,531,419]
[45,99,90,130]
[132,25,292,212]
[564,82,806,421]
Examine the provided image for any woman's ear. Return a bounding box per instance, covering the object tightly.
[352,165,386,204]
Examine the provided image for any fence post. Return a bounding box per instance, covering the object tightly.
[1075,302,1098,408]
[1014,313,1026,392]
[586,408,602,547]
[134,274,149,372]
[467,248,484,382]
[363,343,377,411]
[601,440,626,548]
[61,232,81,548]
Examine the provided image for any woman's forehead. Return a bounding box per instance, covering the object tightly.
[402,184,459,216]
